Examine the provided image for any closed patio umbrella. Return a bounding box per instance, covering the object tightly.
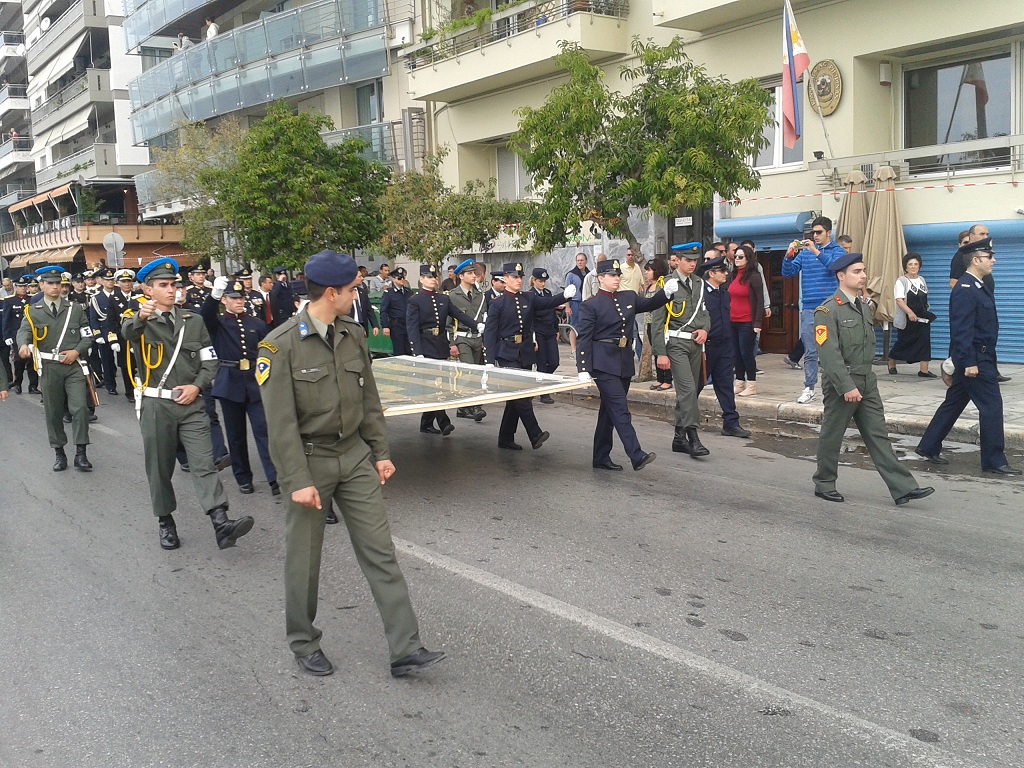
[835,168,870,252]
[861,165,906,358]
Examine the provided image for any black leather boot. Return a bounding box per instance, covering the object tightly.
[74,445,93,472]
[53,448,68,472]
[208,505,255,549]
[671,427,689,453]
[686,427,710,458]
[158,515,180,550]
[471,406,486,421]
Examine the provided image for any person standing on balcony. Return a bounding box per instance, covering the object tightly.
[205,17,219,39]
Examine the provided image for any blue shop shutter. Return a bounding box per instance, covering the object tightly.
[895,219,1024,364]
[715,211,815,251]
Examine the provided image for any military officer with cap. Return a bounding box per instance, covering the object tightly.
[270,266,299,328]
[202,277,280,495]
[259,248,446,678]
[181,264,212,313]
[68,273,88,306]
[379,266,412,356]
[2,275,41,394]
[527,267,563,405]
[17,265,95,471]
[447,258,487,421]
[576,258,676,470]
[233,266,263,320]
[651,245,712,458]
[917,238,1021,475]
[84,269,100,297]
[89,266,123,395]
[484,270,505,310]
[484,262,577,450]
[109,268,139,398]
[407,263,482,435]
[813,252,935,505]
[123,257,254,551]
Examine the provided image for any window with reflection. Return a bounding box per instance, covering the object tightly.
[754,84,802,169]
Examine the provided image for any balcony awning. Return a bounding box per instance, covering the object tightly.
[27,32,87,97]
[7,182,73,214]
[31,125,55,156]
[49,245,82,264]
[55,105,94,143]
[715,211,816,251]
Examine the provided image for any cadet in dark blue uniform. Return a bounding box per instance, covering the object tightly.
[407,264,480,435]
[698,257,751,439]
[269,266,299,328]
[2,275,41,394]
[181,264,212,313]
[483,271,505,311]
[202,278,280,494]
[484,262,576,450]
[89,267,121,395]
[917,238,1020,474]
[575,259,674,470]
[110,269,138,398]
[379,267,412,356]
[527,267,561,404]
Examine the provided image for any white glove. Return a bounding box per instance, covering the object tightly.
[562,284,577,300]
[95,335,105,345]
[415,354,424,358]
[211,275,229,300]
[476,323,486,334]
[111,342,121,353]
[484,363,494,369]
[578,371,593,383]
[663,278,679,298]
[5,338,13,347]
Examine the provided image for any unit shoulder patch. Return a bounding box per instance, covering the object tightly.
[258,340,278,354]
[814,305,830,314]
[255,357,271,386]
[815,324,828,346]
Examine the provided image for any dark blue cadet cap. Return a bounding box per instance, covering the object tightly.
[829,252,864,274]
[304,250,357,287]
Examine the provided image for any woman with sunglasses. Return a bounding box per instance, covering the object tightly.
[727,245,765,397]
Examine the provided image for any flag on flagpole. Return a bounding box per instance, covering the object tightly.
[782,0,811,149]
[963,61,988,106]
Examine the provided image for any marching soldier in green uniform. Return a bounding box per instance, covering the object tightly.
[17,265,95,471]
[651,247,712,458]
[446,258,487,422]
[259,249,445,679]
[812,252,934,506]
[123,257,254,551]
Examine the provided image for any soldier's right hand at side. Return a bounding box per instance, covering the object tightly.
[18,344,31,359]
[292,486,322,510]
[844,387,863,402]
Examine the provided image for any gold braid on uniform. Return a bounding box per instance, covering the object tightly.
[126,334,164,390]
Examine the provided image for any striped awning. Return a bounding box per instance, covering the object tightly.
[7,183,73,214]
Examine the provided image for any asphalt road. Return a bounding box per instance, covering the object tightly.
[1,391,1022,768]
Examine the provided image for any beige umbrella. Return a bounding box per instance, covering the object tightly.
[835,169,870,252]
[861,165,906,360]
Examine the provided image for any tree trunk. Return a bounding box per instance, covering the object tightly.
[638,324,654,381]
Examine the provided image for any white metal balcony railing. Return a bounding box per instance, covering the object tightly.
[406,0,629,69]
[128,0,389,145]
[32,69,110,122]
[28,1,86,63]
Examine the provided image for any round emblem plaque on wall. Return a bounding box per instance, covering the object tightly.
[807,60,842,116]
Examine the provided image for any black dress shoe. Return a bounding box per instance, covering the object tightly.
[238,483,255,494]
[28,386,41,395]
[106,388,118,396]
[420,426,441,434]
[269,481,281,496]
[498,440,523,451]
[984,465,1023,476]
[440,423,455,436]
[917,371,938,379]
[296,650,334,676]
[180,463,190,473]
[63,413,72,424]
[125,392,134,401]
[539,394,555,404]
[53,448,68,472]
[473,407,486,421]
[158,516,180,550]
[531,431,550,450]
[593,460,623,471]
[814,490,844,502]
[996,375,1011,383]
[887,365,898,375]
[721,426,752,438]
[633,452,656,471]
[456,408,473,419]
[325,507,339,524]
[12,384,21,394]
[914,449,949,465]
[88,413,98,422]
[390,648,446,678]
[215,454,232,471]
[895,486,935,506]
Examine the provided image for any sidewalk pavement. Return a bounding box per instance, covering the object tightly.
[558,354,1024,449]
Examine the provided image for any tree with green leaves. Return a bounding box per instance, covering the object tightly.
[511,37,773,254]
[372,149,531,263]
[202,101,390,271]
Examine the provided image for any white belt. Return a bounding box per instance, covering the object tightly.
[139,387,177,400]
[453,331,480,338]
[37,351,62,361]
[666,329,694,340]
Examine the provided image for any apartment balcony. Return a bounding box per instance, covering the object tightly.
[128,0,388,145]
[0,83,29,119]
[0,183,33,209]
[404,0,630,103]
[652,0,828,33]
[0,30,25,64]
[26,1,105,72]
[323,115,426,172]
[31,69,112,137]
[35,143,122,190]
[0,134,31,176]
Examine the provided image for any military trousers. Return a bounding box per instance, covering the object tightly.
[592,371,644,466]
[219,396,277,486]
[40,360,90,448]
[139,397,228,517]
[813,374,917,500]
[666,337,703,429]
[534,334,559,374]
[454,334,483,365]
[701,340,741,431]
[496,359,542,443]
[284,441,421,662]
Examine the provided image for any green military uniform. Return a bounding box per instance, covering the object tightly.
[260,306,422,663]
[813,289,918,500]
[17,296,93,450]
[446,283,486,364]
[122,305,229,518]
[650,272,710,432]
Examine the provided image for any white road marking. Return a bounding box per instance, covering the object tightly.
[396,538,976,768]
[91,423,121,437]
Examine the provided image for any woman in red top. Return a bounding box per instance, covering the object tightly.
[727,245,765,397]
